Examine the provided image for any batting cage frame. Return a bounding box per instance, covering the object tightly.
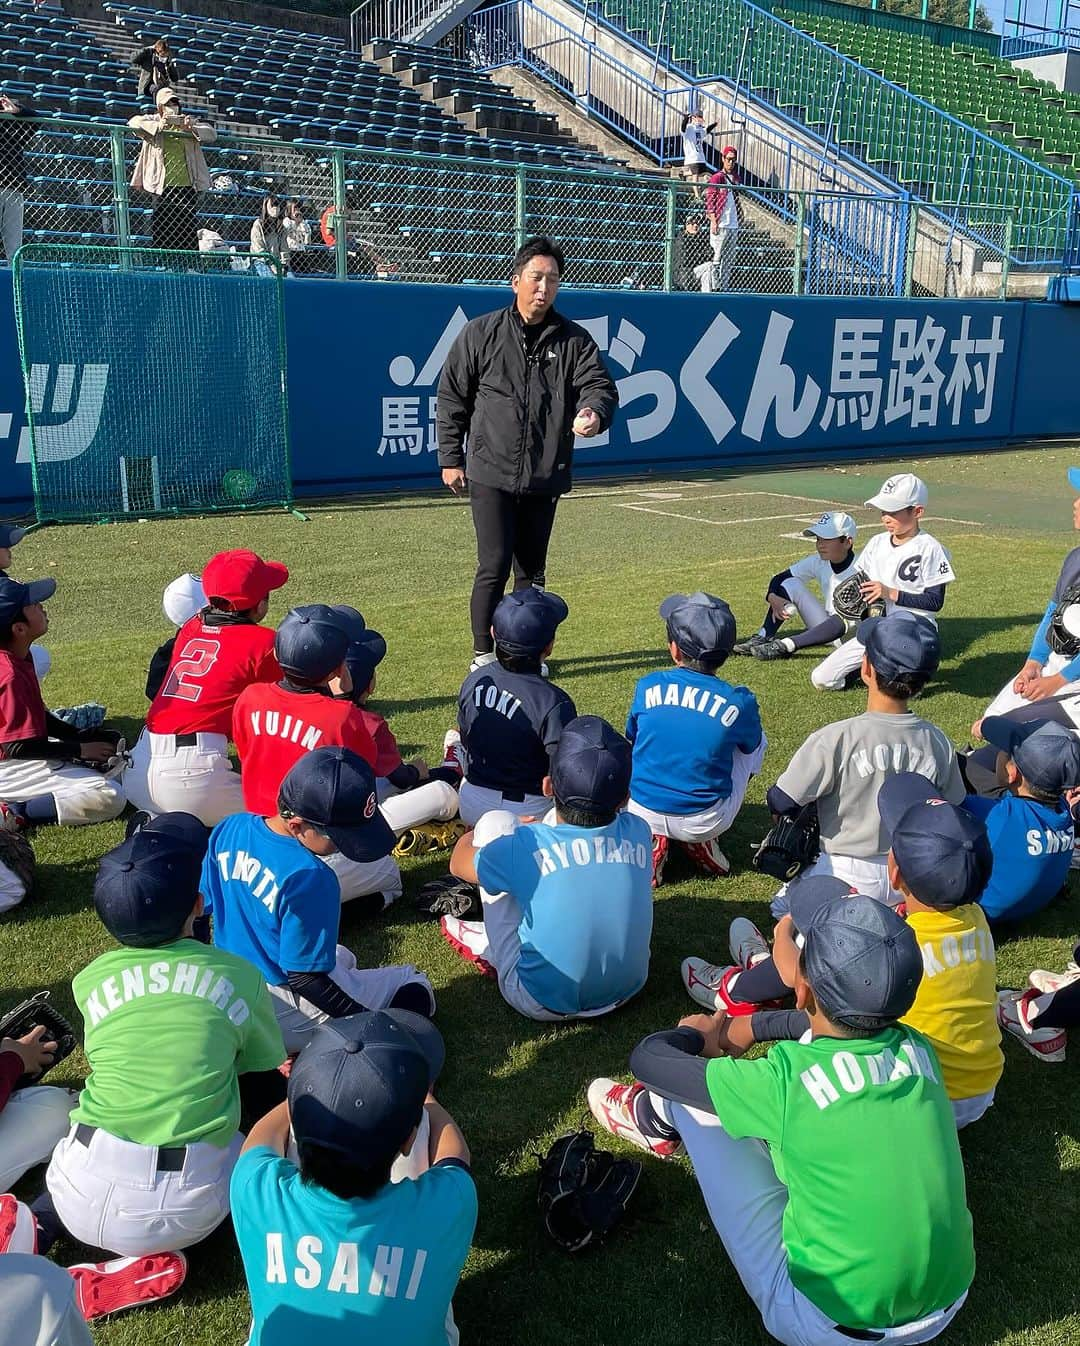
[12,245,293,527]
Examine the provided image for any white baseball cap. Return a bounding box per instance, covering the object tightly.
[865,473,928,512]
[162,572,206,627]
[803,510,857,541]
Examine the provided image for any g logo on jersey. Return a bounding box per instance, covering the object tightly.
[898,557,922,584]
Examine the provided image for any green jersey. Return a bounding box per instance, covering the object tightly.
[705,1025,974,1329]
[72,939,285,1149]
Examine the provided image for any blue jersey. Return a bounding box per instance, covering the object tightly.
[231,1147,477,1346]
[202,813,339,986]
[458,662,576,795]
[963,793,1074,923]
[626,667,763,815]
[476,811,653,1014]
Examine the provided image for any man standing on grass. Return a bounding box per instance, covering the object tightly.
[436,237,618,673]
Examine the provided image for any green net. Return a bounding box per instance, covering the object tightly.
[12,245,292,524]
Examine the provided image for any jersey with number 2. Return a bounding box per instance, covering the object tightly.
[146,615,280,736]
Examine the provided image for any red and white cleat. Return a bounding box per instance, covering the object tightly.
[440,915,497,979]
[681,837,731,877]
[0,1193,37,1253]
[69,1251,188,1321]
[728,917,770,970]
[997,989,1067,1063]
[441,729,466,777]
[681,959,774,1016]
[1028,967,1080,995]
[650,834,670,889]
[586,1079,682,1159]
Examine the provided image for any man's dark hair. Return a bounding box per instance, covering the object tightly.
[669,637,724,675]
[0,612,26,648]
[513,236,565,277]
[207,597,260,621]
[1018,776,1061,806]
[298,1142,395,1201]
[871,667,932,700]
[495,645,544,674]
[555,794,618,829]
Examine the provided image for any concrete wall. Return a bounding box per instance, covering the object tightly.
[1011,49,1080,92]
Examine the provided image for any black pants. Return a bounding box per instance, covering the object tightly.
[469,480,559,652]
[151,186,198,253]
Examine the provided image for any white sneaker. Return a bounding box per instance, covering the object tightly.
[728,917,769,970]
[441,728,466,775]
[586,1078,682,1159]
[469,651,498,673]
[997,989,1067,1063]
[1029,967,1080,994]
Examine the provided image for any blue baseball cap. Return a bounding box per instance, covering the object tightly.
[660,592,736,662]
[94,829,203,947]
[327,604,366,641]
[981,716,1080,796]
[288,1010,444,1164]
[786,873,858,938]
[275,604,351,681]
[802,894,923,1028]
[0,575,55,627]
[0,525,27,550]
[1068,467,1080,493]
[492,588,568,656]
[279,746,395,862]
[551,715,632,813]
[878,774,992,909]
[857,612,940,681]
[344,628,387,695]
[124,809,211,855]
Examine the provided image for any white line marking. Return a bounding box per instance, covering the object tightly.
[616,505,838,526]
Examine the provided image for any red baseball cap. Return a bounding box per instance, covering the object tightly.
[722,146,738,157]
[201,549,289,610]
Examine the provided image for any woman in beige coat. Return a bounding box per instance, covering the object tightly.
[128,88,216,253]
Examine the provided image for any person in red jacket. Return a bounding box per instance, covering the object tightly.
[701,147,741,293]
[125,549,288,826]
[233,606,400,913]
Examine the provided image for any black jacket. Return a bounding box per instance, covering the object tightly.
[436,303,617,496]
[0,104,38,192]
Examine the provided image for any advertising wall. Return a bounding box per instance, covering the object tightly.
[1,270,1076,514]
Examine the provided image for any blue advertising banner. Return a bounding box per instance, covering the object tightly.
[0,269,1076,515]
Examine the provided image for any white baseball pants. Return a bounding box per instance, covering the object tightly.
[0,858,26,914]
[458,781,548,827]
[0,759,125,826]
[0,1085,78,1190]
[810,636,866,691]
[778,577,830,632]
[321,848,403,907]
[771,852,895,920]
[46,1124,243,1256]
[0,1256,93,1346]
[267,944,434,1054]
[378,778,460,831]
[124,729,245,826]
[952,1090,994,1129]
[627,736,766,841]
[647,1094,965,1345]
[978,651,1080,730]
[30,645,50,682]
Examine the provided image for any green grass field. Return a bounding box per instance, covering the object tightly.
[9,446,1080,1346]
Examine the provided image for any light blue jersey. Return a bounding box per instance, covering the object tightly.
[201,813,338,986]
[626,666,763,815]
[963,793,1074,923]
[476,810,653,1014]
[231,1147,477,1346]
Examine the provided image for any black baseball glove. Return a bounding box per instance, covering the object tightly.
[752,805,820,882]
[1048,584,1080,657]
[0,991,78,1087]
[536,1129,642,1253]
[414,876,482,920]
[831,570,886,624]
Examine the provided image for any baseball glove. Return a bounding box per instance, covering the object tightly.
[536,1129,642,1254]
[830,570,885,624]
[752,805,820,882]
[1048,584,1080,658]
[0,827,34,903]
[0,991,77,1087]
[414,876,482,920]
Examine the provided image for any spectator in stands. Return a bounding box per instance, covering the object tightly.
[283,199,312,273]
[703,146,741,292]
[0,94,39,264]
[129,88,216,254]
[131,39,180,103]
[250,194,287,268]
[680,109,717,200]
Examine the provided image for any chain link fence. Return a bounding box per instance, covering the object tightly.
[0,111,1030,296]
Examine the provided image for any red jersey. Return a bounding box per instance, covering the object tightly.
[146,615,280,736]
[232,681,377,815]
[358,707,403,778]
[0,648,46,745]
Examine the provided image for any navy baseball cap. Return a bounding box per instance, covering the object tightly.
[94,829,203,947]
[660,592,736,662]
[289,1010,444,1164]
[802,894,923,1028]
[492,589,568,656]
[878,774,992,908]
[279,746,395,862]
[124,809,211,856]
[327,604,366,641]
[344,628,387,695]
[981,716,1080,795]
[0,525,26,550]
[786,873,858,938]
[0,575,55,627]
[275,604,351,681]
[857,613,940,681]
[551,715,632,813]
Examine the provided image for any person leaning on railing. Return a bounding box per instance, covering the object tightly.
[130,38,180,104]
[0,93,40,265]
[128,87,216,254]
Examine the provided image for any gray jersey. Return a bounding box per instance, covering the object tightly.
[775,710,964,857]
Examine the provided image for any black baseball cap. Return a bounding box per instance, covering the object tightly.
[94,828,203,947]
[0,525,26,550]
[802,894,923,1028]
[492,589,568,656]
[551,715,632,813]
[288,1010,445,1166]
[0,575,55,627]
[279,746,395,862]
[878,774,992,909]
[660,592,736,662]
[124,809,212,854]
[345,628,387,695]
[786,873,858,938]
[857,613,940,681]
[275,604,351,681]
[981,717,1080,796]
